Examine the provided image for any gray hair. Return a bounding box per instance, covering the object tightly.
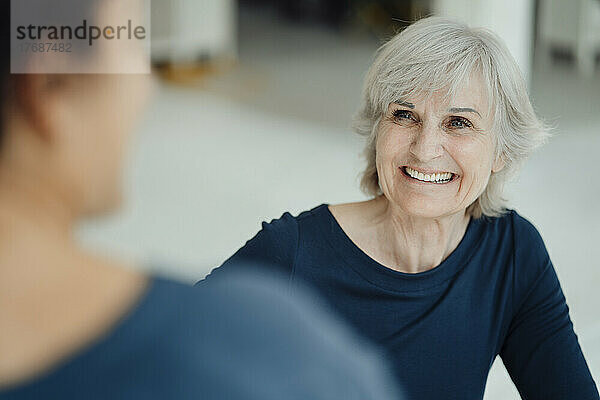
[354,16,550,218]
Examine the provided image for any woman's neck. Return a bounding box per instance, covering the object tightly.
[372,196,470,273]
[335,196,471,274]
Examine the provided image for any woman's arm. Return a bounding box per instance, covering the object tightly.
[499,216,599,399]
[199,212,299,285]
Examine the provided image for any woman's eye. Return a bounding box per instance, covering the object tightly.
[392,109,415,122]
[447,116,472,129]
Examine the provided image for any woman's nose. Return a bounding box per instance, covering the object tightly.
[409,122,443,162]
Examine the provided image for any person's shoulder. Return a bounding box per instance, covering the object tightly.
[504,209,547,255]
[255,203,330,243]
[132,275,202,321]
[478,209,549,270]
[476,211,554,311]
[189,270,401,399]
[202,206,328,285]
[494,210,552,285]
[255,207,300,236]
[156,270,401,399]
[506,209,543,239]
[295,203,330,221]
[262,204,329,228]
[478,209,544,243]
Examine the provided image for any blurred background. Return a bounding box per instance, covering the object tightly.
[77,0,600,398]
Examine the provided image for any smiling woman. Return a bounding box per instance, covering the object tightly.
[355,17,549,219]
[202,16,600,400]
[373,71,505,219]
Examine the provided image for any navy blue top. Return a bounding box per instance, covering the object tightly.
[0,272,400,400]
[204,204,599,400]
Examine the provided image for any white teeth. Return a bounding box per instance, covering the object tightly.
[404,167,453,183]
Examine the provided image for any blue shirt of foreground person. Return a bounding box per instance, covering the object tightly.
[202,17,599,400]
[2,270,401,400]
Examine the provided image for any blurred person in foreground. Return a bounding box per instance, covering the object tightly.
[203,16,600,399]
[0,1,401,399]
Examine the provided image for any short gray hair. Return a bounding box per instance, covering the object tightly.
[354,16,550,218]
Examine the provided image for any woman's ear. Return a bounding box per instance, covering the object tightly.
[14,74,68,144]
[491,155,506,173]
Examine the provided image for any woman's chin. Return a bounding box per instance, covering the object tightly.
[392,197,458,219]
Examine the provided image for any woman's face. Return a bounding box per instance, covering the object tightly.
[375,72,504,219]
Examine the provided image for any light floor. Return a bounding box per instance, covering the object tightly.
[78,8,600,398]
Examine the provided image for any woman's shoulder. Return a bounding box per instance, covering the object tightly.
[480,209,546,247]
[508,210,550,267]
[483,210,552,285]
[478,209,548,263]
[259,201,371,233]
[267,203,330,225]
[255,203,331,238]
[506,209,545,243]
[203,204,332,283]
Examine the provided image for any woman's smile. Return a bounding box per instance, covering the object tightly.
[400,166,459,185]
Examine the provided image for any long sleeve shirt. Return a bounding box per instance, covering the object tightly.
[204,204,599,400]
